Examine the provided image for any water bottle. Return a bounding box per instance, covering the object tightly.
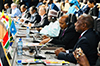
[17,38,23,56]
[17,60,23,66]
[26,27,30,38]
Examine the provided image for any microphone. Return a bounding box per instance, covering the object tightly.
[34,38,53,59]
[39,38,53,51]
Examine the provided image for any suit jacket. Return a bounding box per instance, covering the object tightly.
[57,28,99,65]
[50,3,59,11]
[88,5,99,17]
[30,12,41,24]
[6,8,12,14]
[32,14,50,28]
[21,9,31,19]
[75,4,90,16]
[51,24,80,50]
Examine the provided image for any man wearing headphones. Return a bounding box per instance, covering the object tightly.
[40,15,80,50]
[39,10,60,37]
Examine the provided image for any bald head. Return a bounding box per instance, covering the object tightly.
[75,14,94,33]
[59,16,68,23]
[59,15,69,29]
[78,14,94,28]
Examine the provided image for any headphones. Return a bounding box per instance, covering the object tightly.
[51,17,57,22]
[65,17,70,25]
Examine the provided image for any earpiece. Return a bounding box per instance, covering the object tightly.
[66,22,69,25]
[52,17,55,20]
[65,17,70,25]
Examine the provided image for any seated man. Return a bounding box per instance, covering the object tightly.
[55,14,100,65]
[66,0,80,15]
[75,0,90,16]
[39,10,61,37]
[20,4,31,22]
[10,3,21,18]
[30,6,50,28]
[87,0,99,17]
[27,6,41,26]
[40,15,80,50]
[4,3,12,14]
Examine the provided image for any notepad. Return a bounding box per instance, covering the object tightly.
[31,30,39,33]
[23,43,42,47]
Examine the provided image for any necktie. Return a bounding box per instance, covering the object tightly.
[79,35,81,38]
[61,29,66,37]
[22,12,25,16]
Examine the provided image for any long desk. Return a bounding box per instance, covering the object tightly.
[10,26,77,66]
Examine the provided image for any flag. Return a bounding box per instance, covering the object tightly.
[5,16,9,22]
[3,31,9,49]
[2,31,14,49]
[0,42,10,66]
[0,10,6,24]
[0,10,5,19]
[9,17,11,28]
[10,21,17,36]
[4,15,9,30]
[0,58,3,66]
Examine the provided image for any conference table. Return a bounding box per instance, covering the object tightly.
[9,21,77,66]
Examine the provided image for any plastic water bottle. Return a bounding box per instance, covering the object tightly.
[26,27,30,38]
[17,60,23,66]
[17,38,23,56]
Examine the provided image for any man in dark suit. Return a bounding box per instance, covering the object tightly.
[4,3,12,14]
[27,6,41,26]
[46,0,59,11]
[20,4,31,22]
[40,16,80,50]
[87,0,99,17]
[32,6,49,28]
[55,14,100,65]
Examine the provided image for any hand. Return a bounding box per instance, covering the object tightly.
[97,5,100,8]
[55,47,66,56]
[40,38,50,44]
[28,23,32,27]
[73,48,90,66]
[20,19,24,22]
[97,53,100,56]
[42,35,49,39]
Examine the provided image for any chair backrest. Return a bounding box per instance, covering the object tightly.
[68,14,77,24]
[94,18,100,33]
[94,18,100,40]
[57,11,63,18]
